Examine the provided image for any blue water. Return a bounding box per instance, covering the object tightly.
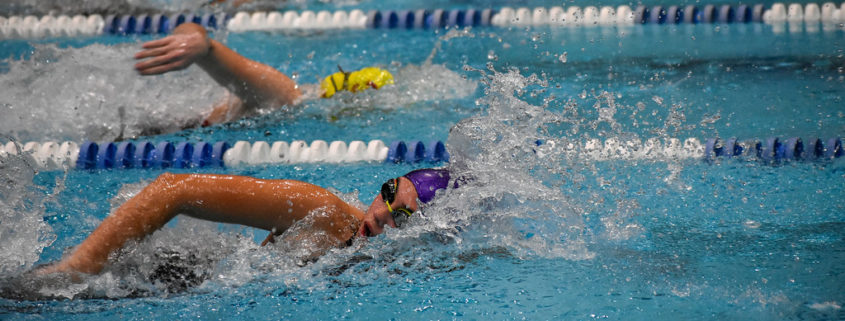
[1,5,844,321]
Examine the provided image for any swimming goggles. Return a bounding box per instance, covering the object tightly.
[327,65,351,93]
[380,178,413,227]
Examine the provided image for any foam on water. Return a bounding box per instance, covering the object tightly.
[0,43,224,141]
[1,0,215,15]
[0,63,677,300]
[0,41,477,141]
[0,150,56,278]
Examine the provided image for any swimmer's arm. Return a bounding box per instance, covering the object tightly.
[202,93,244,126]
[196,33,302,109]
[134,23,301,109]
[45,173,360,276]
[262,214,358,264]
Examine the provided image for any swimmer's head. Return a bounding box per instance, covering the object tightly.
[320,66,394,98]
[358,176,419,237]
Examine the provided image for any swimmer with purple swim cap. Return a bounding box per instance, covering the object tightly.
[35,168,456,277]
[358,168,452,236]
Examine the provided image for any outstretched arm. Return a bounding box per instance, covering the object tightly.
[44,173,363,276]
[134,23,302,122]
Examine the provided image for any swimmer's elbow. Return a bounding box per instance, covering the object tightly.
[149,172,191,209]
[151,172,181,188]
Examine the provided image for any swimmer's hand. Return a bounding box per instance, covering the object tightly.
[29,262,85,283]
[134,23,211,75]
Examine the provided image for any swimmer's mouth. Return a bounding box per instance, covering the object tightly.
[359,220,378,237]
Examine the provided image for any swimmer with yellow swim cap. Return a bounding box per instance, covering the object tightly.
[133,22,394,128]
[320,65,394,98]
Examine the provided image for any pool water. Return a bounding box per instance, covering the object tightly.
[1,3,844,321]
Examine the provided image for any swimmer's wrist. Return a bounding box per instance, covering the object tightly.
[197,39,219,65]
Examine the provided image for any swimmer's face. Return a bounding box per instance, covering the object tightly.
[358,177,419,237]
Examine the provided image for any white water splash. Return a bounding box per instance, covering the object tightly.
[0,43,224,141]
[1,0,214,15]
[357,66,590,260]
[0,151,56,277]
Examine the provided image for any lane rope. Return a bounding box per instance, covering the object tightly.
[3,136,841,171]
[1,2,842,39]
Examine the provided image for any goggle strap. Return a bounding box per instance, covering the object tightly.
[395,207,413,217]
[386,200,413,218]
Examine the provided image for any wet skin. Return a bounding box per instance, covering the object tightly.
[38,174,420,277]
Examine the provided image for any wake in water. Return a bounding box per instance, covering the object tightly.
[1,0,227,16]
[0,62,697,300]
[0,43,223,142]
[0,42,476,142]
[0,149,55,277]
[0,0,357,16]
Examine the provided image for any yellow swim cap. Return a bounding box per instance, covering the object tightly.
[320,66,394,98]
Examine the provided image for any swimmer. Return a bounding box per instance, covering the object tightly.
[35,168,452,277]
[134,22,393,127]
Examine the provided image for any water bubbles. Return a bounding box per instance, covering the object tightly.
[743,219,761,229]
[699,112,721,126]
[652,96,664,105]
[0,152,55,277]
[436,66,593,260]
[558,52,568,63]
[487,50,498,61]
[0,44,222,141]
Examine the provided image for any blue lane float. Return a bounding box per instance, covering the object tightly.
[5,2,843,39]
[824,137,842,158]
[133,14,151,34]
[106,12,222,34]
[386,140,408,163]
[153,142,175,168]
[404,140,426,163]
[703,137,842,162]
[173,142,194,168]
[191,142,213,168]
[64,139,449,170]
[134,141,155,168]
[684,5,700,23]
[96,142,117,169]
[649,6,667,24]
[20,137,841,171]
[211,141,230,168]
[76,141,98,169]
[115,142,136,168]
[425,140,449,162]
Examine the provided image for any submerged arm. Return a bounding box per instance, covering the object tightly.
[46,173,362,276]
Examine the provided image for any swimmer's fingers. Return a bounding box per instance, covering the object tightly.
[134,46,172,61]
[140,37,172,50]
[137,59,189,75]
[134,37,174,60]
[135,48,194,75]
